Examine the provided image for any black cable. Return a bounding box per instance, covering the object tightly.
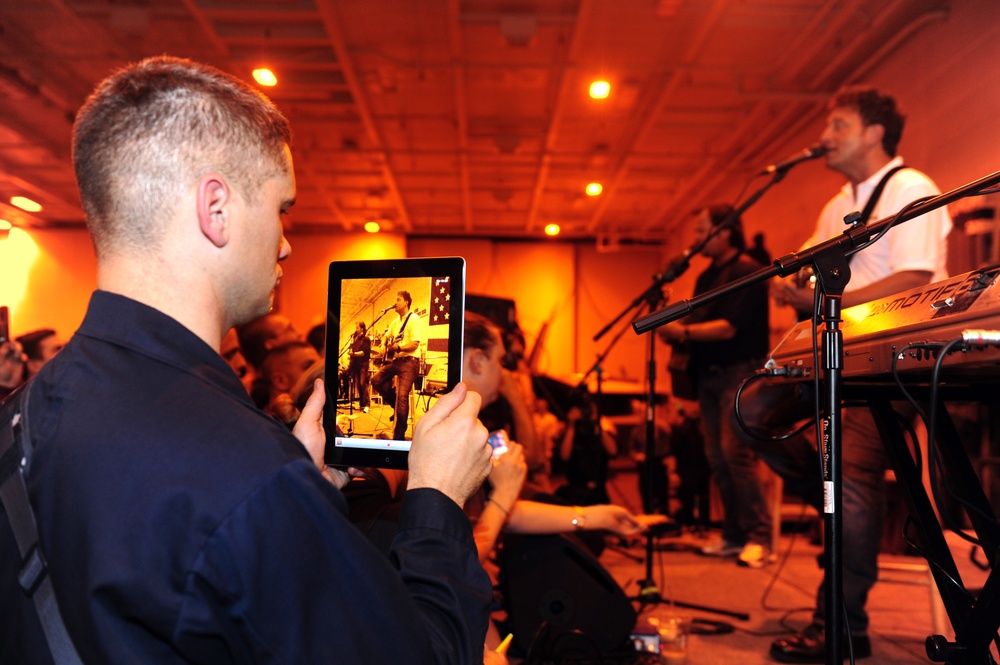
[926,338,988,546]
[733,371,815,442]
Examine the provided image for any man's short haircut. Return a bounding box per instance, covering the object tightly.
[72,55,293,260]
[398,290,412,308]
[701,204,745,252]
[829,85,905,157]
[15,329,56,361]
[357,321,367,333]
[464,311,501,354]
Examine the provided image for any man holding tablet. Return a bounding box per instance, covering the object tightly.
[1,56,493,664]
[372,290,423,440]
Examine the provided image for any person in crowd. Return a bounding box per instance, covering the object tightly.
[261,340,322,427]
[16,328,64,380]
[0,337,25,399]
[628,398,671,515]
[656,204,774,568]
[371,290,422,440]
[342,311,657,658]
[0,55,494,664]
[220,327,254,394]
[531,397,561,492]
[348,321,371,413]
[236,311,303,408]
[555,394,618,506]
[669,398,711,530]
[744,85,952,663]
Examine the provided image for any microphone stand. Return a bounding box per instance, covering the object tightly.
[633,168,1000,665]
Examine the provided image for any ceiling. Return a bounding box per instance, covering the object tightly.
[0,0,950,241]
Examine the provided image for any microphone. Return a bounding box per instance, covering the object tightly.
[759,144,828,175]
[380,306,394,313]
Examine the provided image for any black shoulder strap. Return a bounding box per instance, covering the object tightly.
[858,164,907,225]
[398,311,412,335]
[0,383,84,665]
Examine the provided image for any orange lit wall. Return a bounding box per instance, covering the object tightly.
[0,228,95,341]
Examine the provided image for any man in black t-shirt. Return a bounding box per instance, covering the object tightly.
[657,204,773,568]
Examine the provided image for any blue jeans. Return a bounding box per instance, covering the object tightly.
[739,378,888,634]
[696,361,773,548]
[371,356,418,440]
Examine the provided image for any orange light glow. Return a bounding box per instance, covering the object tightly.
[585,182,603,196]
[589,80,610,99]
[364,221,381,233]
[10,196,42,213]
[252,68,278,87]
[544,223,561,236]
[0,227,40,311]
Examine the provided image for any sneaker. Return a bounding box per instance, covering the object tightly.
[363,406,369,413]
[737,542,776,568]
[699,538,743,557]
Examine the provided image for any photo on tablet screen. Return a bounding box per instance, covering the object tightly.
[323,257,465,469]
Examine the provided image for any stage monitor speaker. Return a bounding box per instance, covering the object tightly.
[499,533,636,655]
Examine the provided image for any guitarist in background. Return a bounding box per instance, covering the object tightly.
[371,290,423,440]
[656,204,773,567]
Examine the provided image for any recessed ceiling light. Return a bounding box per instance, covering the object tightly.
[252,68,278,87]
[585,182,603,196]
[544,223,561,236]
[589,80,610,99]
[10,196,41,212]
[364,221,381,233]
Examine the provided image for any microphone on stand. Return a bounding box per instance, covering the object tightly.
[759,144,829,175]
[380,306,394,313]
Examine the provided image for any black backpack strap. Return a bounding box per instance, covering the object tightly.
[1,383,84,664]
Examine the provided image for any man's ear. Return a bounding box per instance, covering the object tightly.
[198,175,231,248]
[865,123,885,152]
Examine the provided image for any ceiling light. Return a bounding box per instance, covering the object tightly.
[10,196,41,212]
[252,68,278,87]
[544,223,560,237]
[364,221,381,233]
[589,80,610,100]
[585,182,603,197]
[0,219,10,240]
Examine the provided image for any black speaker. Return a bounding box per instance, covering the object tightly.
[499,533,636,655]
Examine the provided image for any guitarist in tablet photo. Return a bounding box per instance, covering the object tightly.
[371,290,423,440]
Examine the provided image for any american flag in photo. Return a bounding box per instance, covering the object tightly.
[430,276,451,326]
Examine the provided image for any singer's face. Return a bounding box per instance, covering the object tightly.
[821,106,874,175]
[693,210,727,259]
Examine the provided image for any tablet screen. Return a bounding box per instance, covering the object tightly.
[323,257,465,468]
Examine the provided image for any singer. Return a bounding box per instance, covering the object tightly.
[744,86,953,663]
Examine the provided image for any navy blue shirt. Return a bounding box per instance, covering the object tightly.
[1,291,490,664]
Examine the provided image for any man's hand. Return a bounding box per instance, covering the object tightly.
[655,321,687,345]
[771,276,815,316]
[292,378,362,489]
[407,382,492,507]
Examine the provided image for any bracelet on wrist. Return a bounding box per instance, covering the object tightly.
[488,497,510,517]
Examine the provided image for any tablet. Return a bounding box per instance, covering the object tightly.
[323,257,466,468]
